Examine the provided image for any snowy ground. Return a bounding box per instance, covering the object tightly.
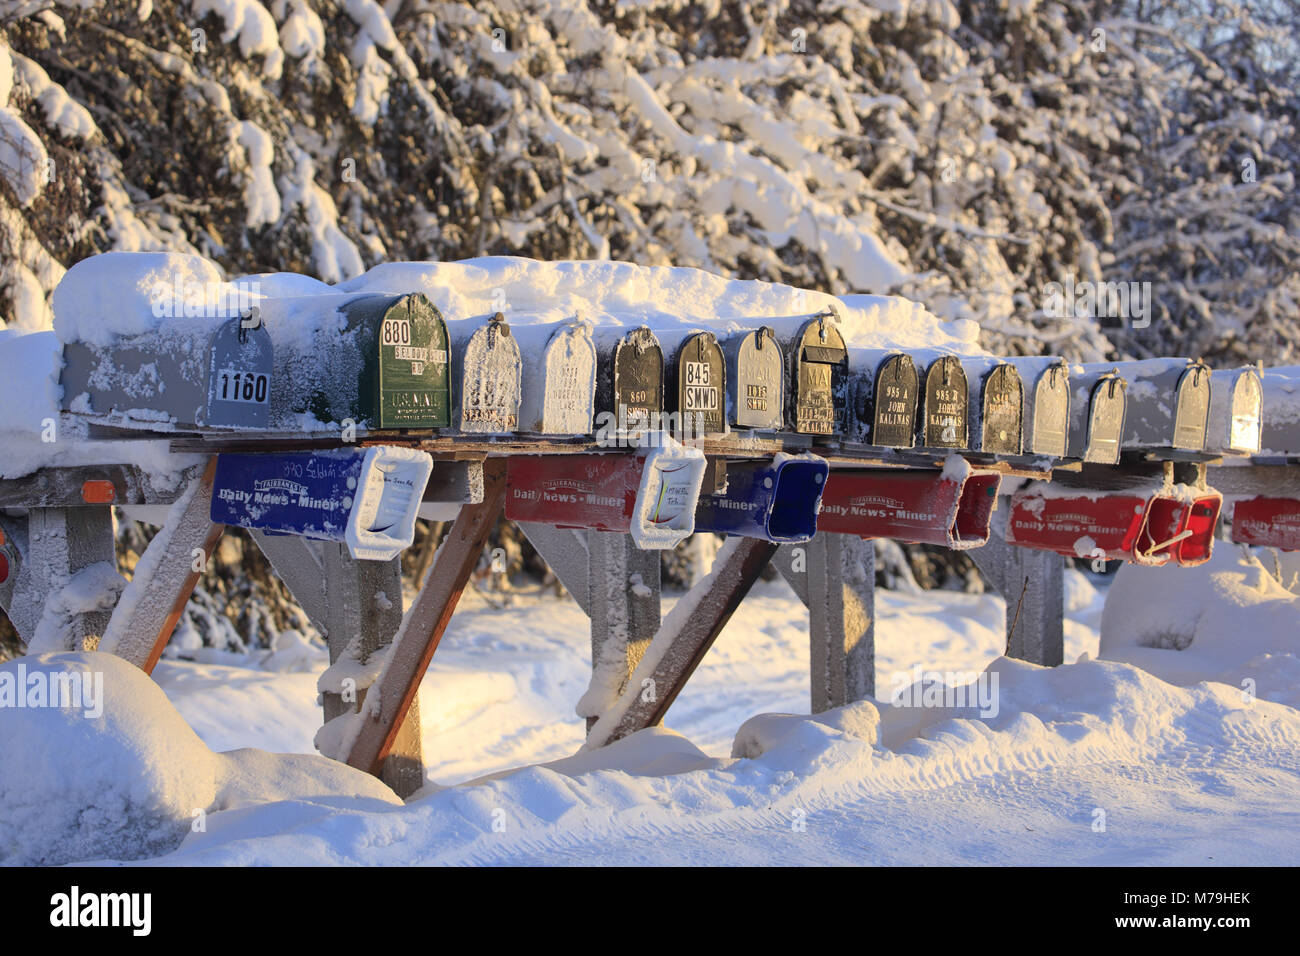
[4,550,1298,867]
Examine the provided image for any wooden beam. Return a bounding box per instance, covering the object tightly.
[516,522,591,616]
[585,536,778,749]
[344,458,507,777]
[101,458,223,673]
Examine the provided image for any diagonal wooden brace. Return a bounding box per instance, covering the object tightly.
[100,457,223,673]
[584,536,778,749]
[344,458,507,778]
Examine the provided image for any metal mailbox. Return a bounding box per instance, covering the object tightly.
[1258,366,1300,458]
[210,445,433,561]
[693,455,829,543]
[60,314,272,431]
[849,350,918,448]
[817,465,1001,550]
[1006,482,1221,567]
[1205,367,1262,456]
[919,355,969,449]
[1231,496,1300,551]
[1006,358,1070,458]
[723,327,784,430]
[667,330,727,439]
[274,292,450,431]
[450,312,522,434]
[1110,358,1211,452]
[1066,366,1127,464]
[786,313,848,435]
[962,358,1023,455]
[505,445,709,549]
[594,326,664,436]
[515,321,596,436]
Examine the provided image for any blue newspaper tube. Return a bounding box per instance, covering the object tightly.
[210,446,432,561]
[693,456,829,543]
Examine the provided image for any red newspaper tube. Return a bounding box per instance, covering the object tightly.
[817,467,1001,550]
[1231,496,1300,552]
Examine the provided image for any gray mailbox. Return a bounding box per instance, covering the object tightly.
[1006,358,1070,458]
[1113,358,1211,452]
[60,313,270,431]
[594,326,664,435]
[786,313,848,436]
[919,354,969,449]
[515,320,596,436]
[848,349,918,448]
[1259,366,1300,458]
[1067,366,1127,464]
[722,327,784,430]
[962,358,1023,456]
[450,312,523,434]
[1205,366,1263,456]
[665,330,727,439]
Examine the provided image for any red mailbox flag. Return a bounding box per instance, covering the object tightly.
[818,465,1001,550]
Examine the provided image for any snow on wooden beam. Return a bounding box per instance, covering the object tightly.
[344,458,507,779]
[100,458,224,673]
[584,536,778,749]
[516,522,590,616]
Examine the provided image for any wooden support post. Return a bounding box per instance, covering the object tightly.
[101,458,223,672]
[251,530,425,797]
[585,537,778,748]
[581,530,661,730]
[776,534,874,713]
[968,519,1065,667]
[344,458,507,780]
[7,506,117,650]
[517,522,591,615]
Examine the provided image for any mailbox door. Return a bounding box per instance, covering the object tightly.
[922,356,969,448]
[981,363,1023,455]
[460,314,522,433]
[732,329,784,430]
[676,332,726,438]
[1172,364,1210,450]
[1228,372,1263,454]
[539,326,596,435]
[1030,364,1069,457]
[613,328,664,432]
[206,316,273,428]
[793,319,847,435]
[1084,377,1126,464]
[376,294,450,429]
[871,354,918,448]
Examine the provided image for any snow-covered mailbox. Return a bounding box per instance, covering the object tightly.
[505,446,709,549]
[1006,478,1221,567]
[848,350,918,448]
[663,330,727,439]
[449,313,522,434]
[1228,366,1299,551]
[784,313,849,436]
[272,292,450,432]
[1006,358,1071,458]
[693,455,829,543]
[513,320,597,436]
[60,314,273,431]
[1204,366,1262,457]
[918,355,969,450]
[961,358,1023,456]
[816,461,1001,549]
[594,326,664,436]
[722,327,784,431]
[209,446,434,561]
[1066,366,1127,464]
[1109,358,1212,453]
